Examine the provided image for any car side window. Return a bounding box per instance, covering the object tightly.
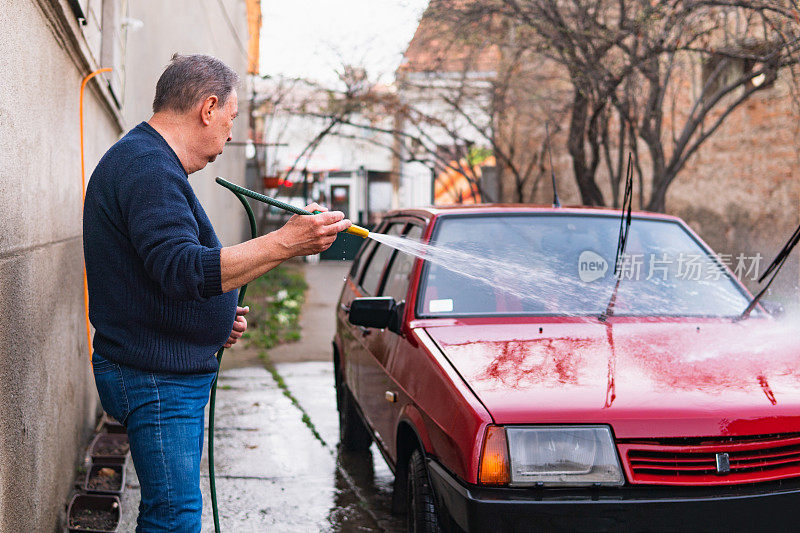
[381,225,423,303]
[359,223,404,296]
[348,223,385,280]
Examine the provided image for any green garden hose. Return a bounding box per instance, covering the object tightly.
[209,177,369,532]
[208,186,256,533]
[215,177,370,238]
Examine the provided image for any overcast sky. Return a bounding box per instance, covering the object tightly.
[259,0,430,85]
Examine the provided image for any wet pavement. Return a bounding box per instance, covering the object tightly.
[268,260,351,364]
[118,261,405,531]
[119,363,404,532]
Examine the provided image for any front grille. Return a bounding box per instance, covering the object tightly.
[618,434,800,485]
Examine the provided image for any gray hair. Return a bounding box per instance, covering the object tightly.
[152,54,240,113]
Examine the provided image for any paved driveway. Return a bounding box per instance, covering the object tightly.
[119,261,405,531]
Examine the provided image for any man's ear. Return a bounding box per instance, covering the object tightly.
[200,95,219,126]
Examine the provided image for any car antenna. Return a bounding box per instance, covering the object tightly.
[546,122,561,208]
[737,221,800,320]
[599,153,633,322]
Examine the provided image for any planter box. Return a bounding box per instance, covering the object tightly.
[67,493,120,533]
[101,419,126,434]
[84,464,125,496]
[89,433,129,466]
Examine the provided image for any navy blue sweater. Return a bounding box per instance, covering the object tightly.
[83,122,237,374]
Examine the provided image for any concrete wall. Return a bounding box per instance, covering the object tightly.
[0,1,249,531]
[0,1,122,531]
[125,0,251,245]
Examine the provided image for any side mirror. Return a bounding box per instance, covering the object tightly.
[348,297,403,334]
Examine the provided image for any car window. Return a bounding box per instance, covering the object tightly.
[381,225,423,302]
[418,214,752,317]
[349,222,385,280]
[360,223,404,296]
[349,239,376,279]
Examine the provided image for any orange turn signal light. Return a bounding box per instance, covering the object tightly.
[479,425,510,485]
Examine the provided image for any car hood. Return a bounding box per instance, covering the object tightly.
[422,318,800,438]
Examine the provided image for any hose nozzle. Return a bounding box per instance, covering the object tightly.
[344,225,370,239]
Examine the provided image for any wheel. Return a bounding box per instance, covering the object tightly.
[335,364,372,451]
[406,449,442,533]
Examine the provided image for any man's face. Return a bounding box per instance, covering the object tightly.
[206,90,238,164]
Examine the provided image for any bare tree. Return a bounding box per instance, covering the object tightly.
[435,0,800,210]
[258,12,573,205]
[394,10,576,203]
[255,14,575,207]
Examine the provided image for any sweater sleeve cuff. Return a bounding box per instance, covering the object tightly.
[200,247,223,298]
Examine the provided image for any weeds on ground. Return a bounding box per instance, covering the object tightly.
[242,264,307,350]
[258,350,328,449]
[239,265,328,449]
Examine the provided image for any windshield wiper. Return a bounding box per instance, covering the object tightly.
[600,154,633,322]
[738,222,800,320]
[546,122,562,208]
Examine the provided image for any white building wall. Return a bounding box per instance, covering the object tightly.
[395,70,494,207]
[125,0,250,245]
[0,1,250,530]
[399,162,434,208]
[266,113,394,178]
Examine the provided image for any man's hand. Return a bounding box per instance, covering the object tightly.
[219,203,352,293]
[224,306,249,348]
[274,203,352,258]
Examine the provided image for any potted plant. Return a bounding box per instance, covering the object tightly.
[101,418,126,434]
[89,433,129,465]
[66,493,120,532]
[84,464,125,496]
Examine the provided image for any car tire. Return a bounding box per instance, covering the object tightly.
[407,449,441,533]
[336,367,372,451]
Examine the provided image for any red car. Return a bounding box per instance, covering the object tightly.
[333,206,798,532]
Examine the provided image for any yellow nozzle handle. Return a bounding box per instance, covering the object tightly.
[311,210,368,238]
[345,225,370,239]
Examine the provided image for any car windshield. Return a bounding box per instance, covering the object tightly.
[417,214,752,317]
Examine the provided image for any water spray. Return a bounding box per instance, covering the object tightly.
[739,221,800,320]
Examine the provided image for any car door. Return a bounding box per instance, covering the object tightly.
[357,223,423,455]
[345,222,404,409]
[337,229,380,403]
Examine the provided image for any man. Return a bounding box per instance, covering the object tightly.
[83,54,350,532]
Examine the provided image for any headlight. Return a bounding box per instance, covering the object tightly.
[506,425,624,486]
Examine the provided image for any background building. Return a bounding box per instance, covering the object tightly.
[392,2,800,298]
[251,75,395,254]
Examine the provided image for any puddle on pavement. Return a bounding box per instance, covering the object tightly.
[327,447,404,532]
[114,362,403,531]
[275,362,404,532]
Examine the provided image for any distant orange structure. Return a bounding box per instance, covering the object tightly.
[246,0,261,74]
[434,156,496,205]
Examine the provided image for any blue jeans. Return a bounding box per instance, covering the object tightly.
[92,352,216,533]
